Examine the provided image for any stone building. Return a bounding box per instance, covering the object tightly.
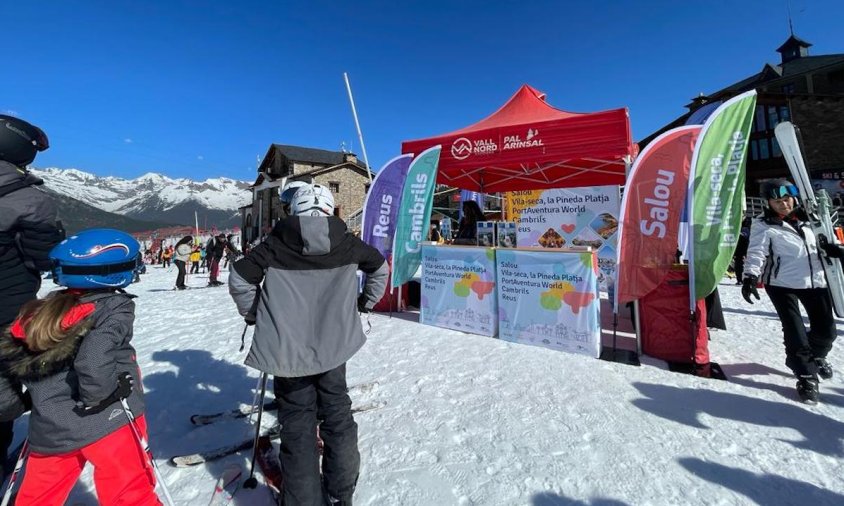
[241,144,372,245]
[640,34,844,199]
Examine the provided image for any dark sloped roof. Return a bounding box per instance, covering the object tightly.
[780,54,844,77]
[777,34,812,53]
[273,144,347,165]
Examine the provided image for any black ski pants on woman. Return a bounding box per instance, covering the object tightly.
[174,260,187,289]
[765,285,837,377]
[274,363,359,506]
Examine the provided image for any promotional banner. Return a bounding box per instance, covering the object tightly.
[392,146,441,287]
[361,154,414,259]
[688,90,757,305]
[615,125,701,308]
[420,245,497,336]
[504,186,619,288]
[497,249,601,357]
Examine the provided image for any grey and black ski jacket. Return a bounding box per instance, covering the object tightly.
[744,210,827,289]
[229,216,388,377]
[0,291,145,455]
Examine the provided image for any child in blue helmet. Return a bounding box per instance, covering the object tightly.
[0,229,161,506]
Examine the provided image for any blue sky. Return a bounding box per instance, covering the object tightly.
[4,1,843,181]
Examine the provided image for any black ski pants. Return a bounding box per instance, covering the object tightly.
[190,260,200,274]
[274,364,359,506]
[174,260,187,288]
[765,285,837,376]
[0,419,12,482]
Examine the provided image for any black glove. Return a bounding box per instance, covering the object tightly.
[818,234,844,259]
[742,275,760,304]
[74,372,134,416]
[357,294,371,313]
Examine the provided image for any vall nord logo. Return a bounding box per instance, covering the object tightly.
[451,137,472,160]
[450,137,499,160]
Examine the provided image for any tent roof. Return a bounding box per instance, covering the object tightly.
[401,85,635,193]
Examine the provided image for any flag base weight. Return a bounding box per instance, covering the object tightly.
[667,361,727,380]
[599,347,641,366]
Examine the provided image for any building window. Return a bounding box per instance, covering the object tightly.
[754,106,766,132]
[329,182,340,193]
[759,138,770,160]
[767,106,779,130]
[778,105,791,123]
[772,137,782,158]
[781,83,795,94]
[751,140,759,161]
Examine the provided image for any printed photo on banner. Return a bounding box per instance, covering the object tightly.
[496,222,517,248]
[477,221,495,247]
[504,186,620,289]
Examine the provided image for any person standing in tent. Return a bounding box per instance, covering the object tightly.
[742,179,840,404]
[453,200,484,245]
[229,183,388,506]
[0,114,64,482]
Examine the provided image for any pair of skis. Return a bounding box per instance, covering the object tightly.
[170,401,384,467]
[774,122,844,317]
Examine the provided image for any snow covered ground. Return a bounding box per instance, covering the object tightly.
[17,264,844,505]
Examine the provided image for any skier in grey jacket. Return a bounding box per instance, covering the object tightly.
[229,183,388,506]
[0,114,63,480]
[742,179,841,404]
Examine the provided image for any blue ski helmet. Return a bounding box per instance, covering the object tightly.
[50,229,140,289]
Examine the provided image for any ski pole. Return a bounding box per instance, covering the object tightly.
[243,373,268,489]
[1,439,29,506]
[247,371,262,425]
[120,398,176,506]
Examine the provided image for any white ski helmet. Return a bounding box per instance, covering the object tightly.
[280,179,310,215]
[290,184,335,217]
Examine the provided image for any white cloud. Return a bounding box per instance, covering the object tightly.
[124,138,133,144]
[197,155,204,161]
[2,110,20,117]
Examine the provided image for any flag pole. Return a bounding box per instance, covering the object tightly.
[343,72,374,184]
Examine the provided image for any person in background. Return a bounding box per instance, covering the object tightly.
[0,114,64,482]
[189,245,201,274]
[453,200,484,245]
[199,245,207,273]
[223,234,241,270]
[206,233,237,286]
[732,216,752,284]
[742,179,840,404]
[0,229,159,505]
[161,246,172,269]
[428,223,442,243]
[173,236,192,290]
[229,184,388,506]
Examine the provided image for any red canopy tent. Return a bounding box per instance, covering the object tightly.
[401,85,636,192]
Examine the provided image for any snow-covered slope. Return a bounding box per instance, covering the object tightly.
[17,268,844,505]
[31,167,251,227]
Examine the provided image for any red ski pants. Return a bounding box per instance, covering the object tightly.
[15,416,161,506]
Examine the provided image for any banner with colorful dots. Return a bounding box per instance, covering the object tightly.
[420,245,497,337]
[496,249,601,357]
[503,186,619,290]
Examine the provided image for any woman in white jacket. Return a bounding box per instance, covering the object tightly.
[742,179,840,404]
[173,236,193,290]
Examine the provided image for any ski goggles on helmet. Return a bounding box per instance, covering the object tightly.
[766,184,798,200]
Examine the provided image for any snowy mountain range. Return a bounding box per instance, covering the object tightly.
[31,167,252,229]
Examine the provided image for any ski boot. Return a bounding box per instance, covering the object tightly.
[796,375,820,405]
[815,358,833,380]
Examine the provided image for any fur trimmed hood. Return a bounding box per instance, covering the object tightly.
[0,319,93,382]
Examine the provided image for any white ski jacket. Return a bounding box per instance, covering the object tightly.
[744,211,827,290]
